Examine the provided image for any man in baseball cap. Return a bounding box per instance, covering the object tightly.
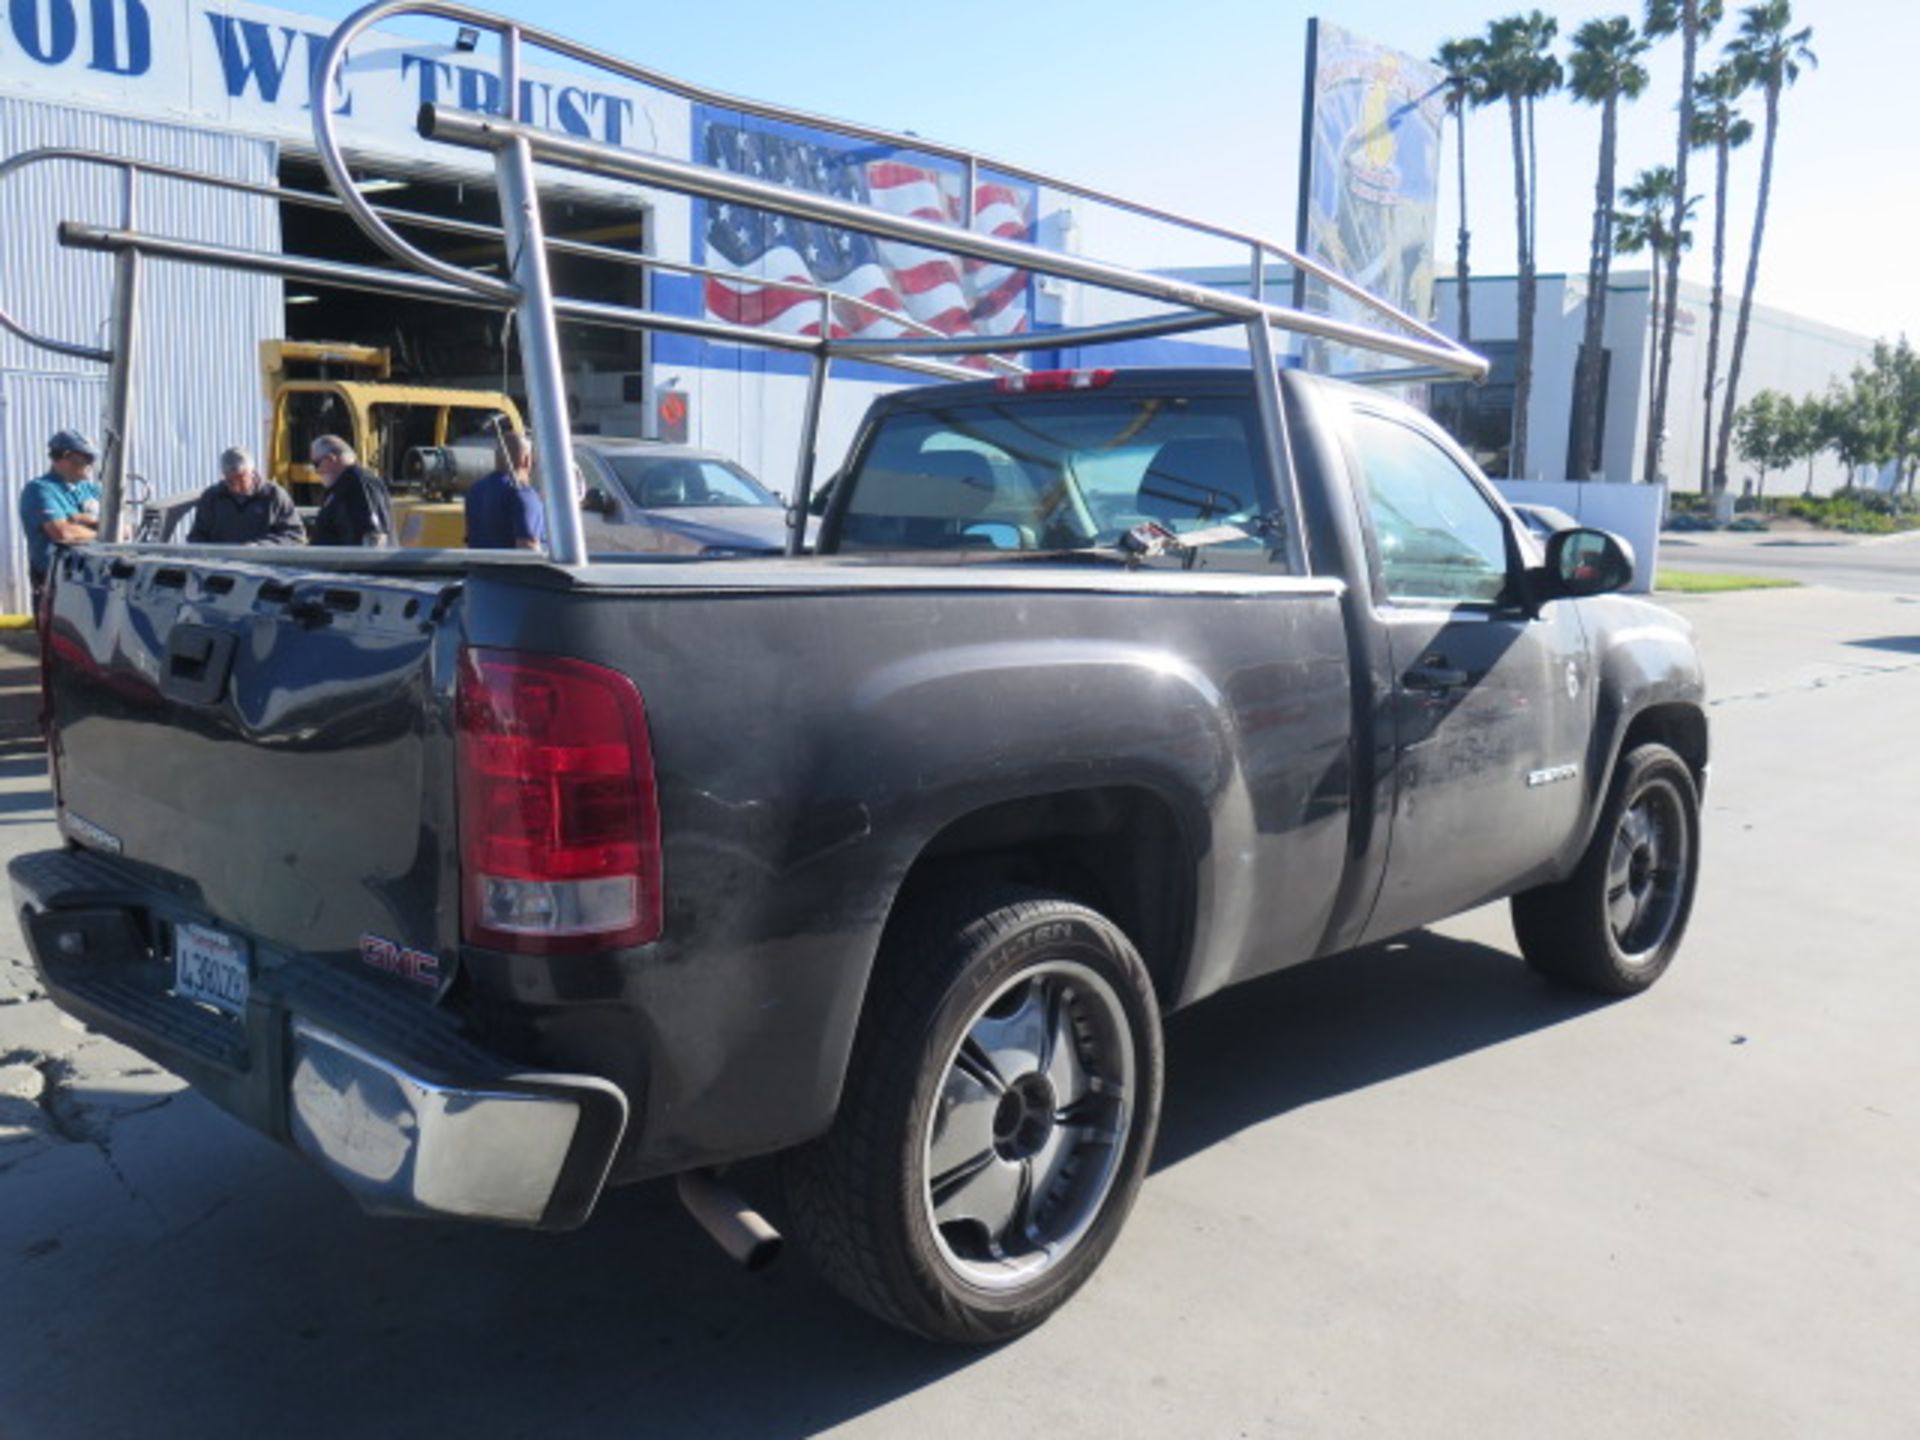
[19,428,103,602]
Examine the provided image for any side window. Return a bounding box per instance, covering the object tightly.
[1352,412,1512,604]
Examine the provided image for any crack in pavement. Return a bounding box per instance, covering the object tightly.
[1708,655,1920,708]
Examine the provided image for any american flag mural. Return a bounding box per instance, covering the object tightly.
[700,117,1035,345]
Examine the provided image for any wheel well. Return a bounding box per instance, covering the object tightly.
[887,787,1194,1008]
[1621,703,1708,787]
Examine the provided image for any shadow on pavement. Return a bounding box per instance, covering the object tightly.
[0,932,1604,1439]
[1154,931,1605,1170]
[1845,635,1920,655]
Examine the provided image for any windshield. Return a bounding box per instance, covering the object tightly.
[837,392,1268,557]
[601,454,777,509]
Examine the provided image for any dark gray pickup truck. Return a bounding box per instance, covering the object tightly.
[12,364,1705,1342]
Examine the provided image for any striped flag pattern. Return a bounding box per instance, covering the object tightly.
[700,120,1034,345]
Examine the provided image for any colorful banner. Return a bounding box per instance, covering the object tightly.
[697,110,1035,347]
[1297,20,1446,369]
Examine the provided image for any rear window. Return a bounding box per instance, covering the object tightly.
[836,393,1270,558]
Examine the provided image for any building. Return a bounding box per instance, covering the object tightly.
[1427,271,1877,493]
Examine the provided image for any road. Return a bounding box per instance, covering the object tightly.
[1657,523,1920,593]
[3,586,1918,1440]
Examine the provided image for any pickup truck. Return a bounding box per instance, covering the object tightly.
[12,363,1706,1343]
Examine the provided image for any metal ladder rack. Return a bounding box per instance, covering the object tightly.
[10,0,1488,572]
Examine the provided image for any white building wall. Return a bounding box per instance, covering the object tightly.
[1438,270,1873,493]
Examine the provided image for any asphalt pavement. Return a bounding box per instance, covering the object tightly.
[3,581,1918,1440]
[1656,520,1920,593]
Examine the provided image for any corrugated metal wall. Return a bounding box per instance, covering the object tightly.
[1,98,280,612]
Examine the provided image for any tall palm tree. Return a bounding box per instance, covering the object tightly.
[1566,16,1652,480]
[1713,1,1817,497]
[1641,0,1723,485]
[1690,62,1753,493]
[1616,167,1696,469]
[1481,12,1562,479]
[1433,36,1487,346]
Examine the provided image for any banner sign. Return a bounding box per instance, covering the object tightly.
[1296,19,1446,369]
[696,109,1035,347]
[0,0,675,166]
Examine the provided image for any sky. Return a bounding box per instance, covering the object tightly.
[295,0,1909,343]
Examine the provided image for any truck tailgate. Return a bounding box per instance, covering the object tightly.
[41,551,462,964]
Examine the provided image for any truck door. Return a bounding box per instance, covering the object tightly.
[1345,406,1593,943]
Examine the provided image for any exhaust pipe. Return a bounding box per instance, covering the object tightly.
[676,1168,782,1271]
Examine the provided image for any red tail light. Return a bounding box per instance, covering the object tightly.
[993,368,1115,394]
[456,647,662,953]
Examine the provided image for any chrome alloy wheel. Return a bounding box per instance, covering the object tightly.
[922,960,1135,1291]
[1608,778,1690,962]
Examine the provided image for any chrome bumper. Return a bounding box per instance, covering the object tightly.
[288,1021,628,1228]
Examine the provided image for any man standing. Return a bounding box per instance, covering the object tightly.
[187,447,306,545]
[306,435,393,547]
[19,429,103,602]
[463,431,546,551]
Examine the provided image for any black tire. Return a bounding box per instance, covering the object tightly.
[1512,741,1701,995]
[783,886,1164,1344]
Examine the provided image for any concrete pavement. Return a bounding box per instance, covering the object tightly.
[2,586,1918,1439]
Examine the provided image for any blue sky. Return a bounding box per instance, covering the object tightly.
[297,0,1908,343]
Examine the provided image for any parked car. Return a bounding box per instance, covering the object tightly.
[576,439,800,556]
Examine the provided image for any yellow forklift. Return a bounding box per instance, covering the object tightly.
[263,340,525,546]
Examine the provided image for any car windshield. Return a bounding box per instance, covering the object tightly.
[837,392,1268,556]
[602,455,777,509]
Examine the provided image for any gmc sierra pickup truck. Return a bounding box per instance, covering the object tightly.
[13,363,1705,1342]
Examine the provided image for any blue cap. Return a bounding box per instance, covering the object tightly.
[48,429,99,460]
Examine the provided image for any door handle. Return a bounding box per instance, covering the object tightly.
[1403,663,1469,691]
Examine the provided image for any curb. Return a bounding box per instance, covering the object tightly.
[0,615,33,631]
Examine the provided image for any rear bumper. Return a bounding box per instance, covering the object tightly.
[9,846,627,1229]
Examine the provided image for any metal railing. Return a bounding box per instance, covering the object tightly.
[7,1,1488,569]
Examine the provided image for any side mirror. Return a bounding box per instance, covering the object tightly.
[582,486,612,516]
[808,474,839,517]
[1541,526,1634,600]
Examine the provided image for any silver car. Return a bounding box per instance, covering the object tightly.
[577,439,799,557]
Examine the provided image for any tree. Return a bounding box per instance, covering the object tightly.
[1850,338,1920,494]
[1690,62,1754,494]
[1713,1,1817,495]
[1481,12,1563,479]
[1733,389,1794,497]
[1782,394,1826,497]
[1433,36,1488,346]
[1566,15,1652,481]
[1615,167,1696,480]
[1641,0,1722,487]
[1817,377,1891,491]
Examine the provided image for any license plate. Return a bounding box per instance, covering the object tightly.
[174,922,249,1017]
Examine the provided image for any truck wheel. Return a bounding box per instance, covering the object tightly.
[784,887,1163,1343]
[1511,742,1700,995]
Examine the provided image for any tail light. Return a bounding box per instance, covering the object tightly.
[456,647,663,953]
[994,368,1115,394]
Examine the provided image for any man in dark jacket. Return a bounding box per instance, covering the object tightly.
[187,447,306,545]
[307,434,394,547]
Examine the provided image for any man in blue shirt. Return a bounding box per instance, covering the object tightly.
[464,431,546,551]
[19,429,103,600]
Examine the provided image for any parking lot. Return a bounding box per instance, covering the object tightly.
[3,563,1918,1440]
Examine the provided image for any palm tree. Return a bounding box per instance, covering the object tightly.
[1566,16,1652,481]
[1690,62,1754,493]
[1481,12,1562,479]
[1616,167,1696,471]
[1641,0,1723,485]
[1713,2,1817,497]
[1433,36,1487,346]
